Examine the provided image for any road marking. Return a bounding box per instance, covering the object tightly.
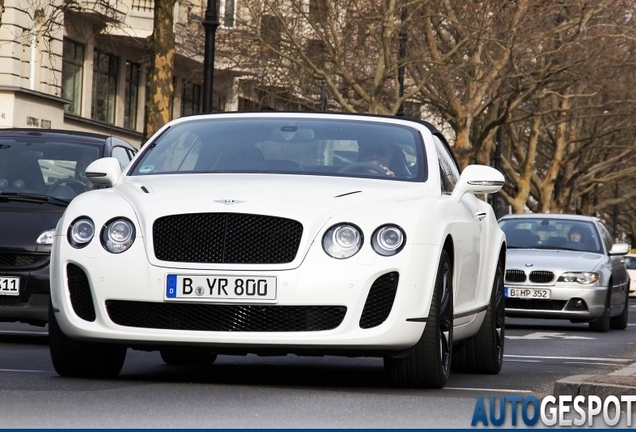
[444,387,532,393]
[565,362,629,366]
[0,330,47,336]
[504,359,542,363]
[505,354,631,362]
[506,332,595,340]
[0,368,48,373]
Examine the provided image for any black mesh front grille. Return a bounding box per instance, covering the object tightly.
[0,252,47,268]
[67,264,96,322]
[106,301,346,332]
[505,270,526,283]
[506,299,567,311]
[28,294,49,307]
[529,271,555,283]
[153,213,303,264]
[0,293,49,307]
[0,292,28,306]
[359,272,399,329]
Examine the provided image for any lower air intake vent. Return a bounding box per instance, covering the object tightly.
[67,264,96,322]
[359,272,400,329]
[106,301,346,332]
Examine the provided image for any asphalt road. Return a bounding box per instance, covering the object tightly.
[1,301,635,428]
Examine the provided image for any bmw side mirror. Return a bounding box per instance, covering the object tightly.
[610,243,630,256]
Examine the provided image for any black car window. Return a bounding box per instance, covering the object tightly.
[112,146,133,169]
[499,217,603,253]
[0,138,102,198]
[130,118,428,182]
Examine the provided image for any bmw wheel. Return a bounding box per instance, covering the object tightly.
[589,288,611,332]
[610,291,629,330]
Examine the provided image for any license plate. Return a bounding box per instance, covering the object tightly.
[0,277,20,296]
[166,274,277,301]
[505,287,551,300]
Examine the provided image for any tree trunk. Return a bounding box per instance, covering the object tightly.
[144,0,176,142]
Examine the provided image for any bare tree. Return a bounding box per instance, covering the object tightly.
[216,0,428,114]
[144,0,177,141]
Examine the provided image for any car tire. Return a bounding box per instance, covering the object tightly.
[452,256,505,374]
[48,305,126,378]
[384,250,453,388]
[160,347,218,366]
[589,288,611,332]
[610,292,629,330]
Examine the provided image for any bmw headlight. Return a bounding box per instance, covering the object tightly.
[101,218,136,254]
[557,272,600,285]
[323,223,363,259]
[372,225,406,256]
[68,217,95,249]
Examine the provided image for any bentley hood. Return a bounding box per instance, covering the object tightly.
[117,174,432,226]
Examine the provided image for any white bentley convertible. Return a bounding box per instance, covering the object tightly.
[49,112,506,388]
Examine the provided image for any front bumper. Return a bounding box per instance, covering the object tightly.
[504,283,607,321]
[51,240,443,355]
[0,257,50,326]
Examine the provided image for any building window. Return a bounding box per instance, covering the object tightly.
[309,0,328,25]
[124,61,140,129]
[181,81,201,116]
[223,0,235,27]
[260,14,282,59]
[62,39,84,115]
[307,39,327,68]
[91,49,118,124]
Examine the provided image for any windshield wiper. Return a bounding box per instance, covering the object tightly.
[0,192,71,206]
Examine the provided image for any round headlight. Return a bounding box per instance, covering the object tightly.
[322,223,363,259]
[101,218,136,254]
[68,217,95,248]
[372,225,406,256]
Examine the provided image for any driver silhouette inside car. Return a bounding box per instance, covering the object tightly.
[563,226,587,251]
[357,143,396,177]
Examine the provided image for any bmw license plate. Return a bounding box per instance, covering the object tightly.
[0,277,20,296]
[166,274,277,301]
[505,287,550,300]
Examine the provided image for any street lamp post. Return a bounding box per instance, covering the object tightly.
[320,79,327,112]
[396,7,407,117]
[202,0,220,113]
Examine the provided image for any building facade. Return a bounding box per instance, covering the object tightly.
[0,0,245,147]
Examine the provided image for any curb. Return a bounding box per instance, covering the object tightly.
[554,362,636,399]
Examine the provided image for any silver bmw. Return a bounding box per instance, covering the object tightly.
[499,213,630,332]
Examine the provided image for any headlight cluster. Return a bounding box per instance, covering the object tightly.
[322,223,406,259]
[68,217,136,254]
[557,272,600,285]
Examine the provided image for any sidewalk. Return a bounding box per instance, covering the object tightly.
[554,362,636,399]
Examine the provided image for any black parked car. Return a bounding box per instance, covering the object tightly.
[0,129,137,326]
